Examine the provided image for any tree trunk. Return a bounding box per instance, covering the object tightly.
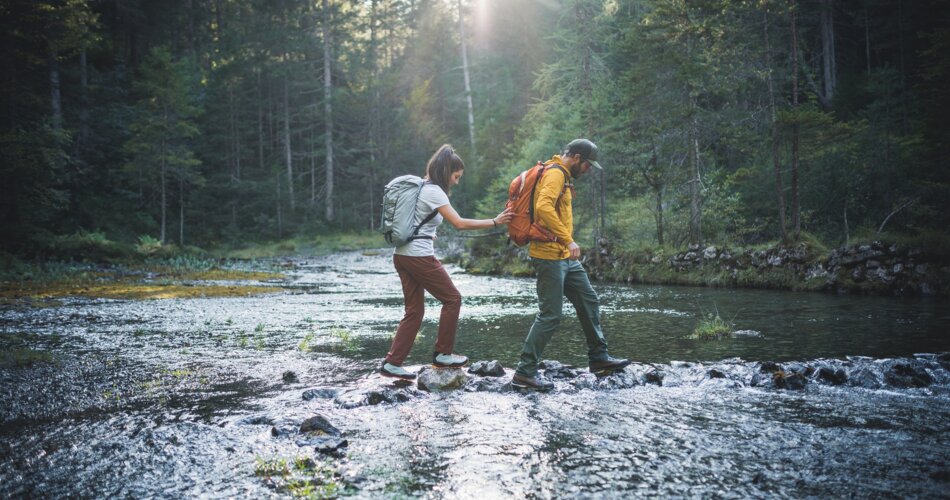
[228,84,237,228]
[179,176,185,246]
[789,0,801,238]
[457,0,476,157]
[655,187,664,246]
[49,49,62,131]
[369,0,379,230]
[275,173,282,237]
[311,103,316,210]
[160,135,167,245]
[688,127,702,245]
[79,47,89,151]
[283,73,294,212]
[820,0,836,105]
[764,10,787,242]
[258,69,265,171]
[323,0,334,222]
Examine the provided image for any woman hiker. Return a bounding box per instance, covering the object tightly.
[380,144,513,380]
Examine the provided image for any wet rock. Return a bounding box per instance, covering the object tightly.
[302,388,339,400]
[271,418,299,437]
[759,361,781,373]
[643,368,664,386]
[300,414,341,436]
[282,371,298,383]
[815,367,847,385]
[540,360,579,379]
[847,366,883,389]
[773,371,807,390]
[885,363,933,388]
[417,367,469,392]
[708,369,726,379]
[465,377,512,393]
[600,370,638,389]
[296,436,348,454]
[468,360,506,377]
[334,387,421,408]
[235,414,274,426]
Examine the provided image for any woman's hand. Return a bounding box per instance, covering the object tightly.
[493,208,514,227]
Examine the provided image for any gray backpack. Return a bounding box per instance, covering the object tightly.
[378,175,439,247]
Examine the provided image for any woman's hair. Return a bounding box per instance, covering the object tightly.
[425,144,465,194]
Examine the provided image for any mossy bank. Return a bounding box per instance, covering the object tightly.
[457,239,950,297]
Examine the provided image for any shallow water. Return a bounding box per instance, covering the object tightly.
[1,250,948,498]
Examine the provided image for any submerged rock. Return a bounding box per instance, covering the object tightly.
[848,366,883,389]
[759,361,782,373]
[302,387,339,400]
[282,371,298,383]
[417,367,469,392]
[296,436,348,454]
[815,366,847,385]
[773,371,807,390]
[642,367,664,386]
[335,387,421,408]
[885,363,933,388]
[468,360,506,377]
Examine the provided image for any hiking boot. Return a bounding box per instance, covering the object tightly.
[589,356,631,373]
[379,362,416,380]
[433,352,468,368]
[511,373,554,391]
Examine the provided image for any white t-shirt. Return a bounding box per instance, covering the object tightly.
[394,182,450,257]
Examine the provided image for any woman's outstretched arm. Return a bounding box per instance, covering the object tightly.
[438,204,512,231]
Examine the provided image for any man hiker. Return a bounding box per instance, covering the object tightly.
[511,138,631,391]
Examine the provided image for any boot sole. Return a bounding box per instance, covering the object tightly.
[511,380,553,391]
[590,360,632,376]
[379,369,416,381]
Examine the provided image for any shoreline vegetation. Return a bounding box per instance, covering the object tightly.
[1,231,947,302]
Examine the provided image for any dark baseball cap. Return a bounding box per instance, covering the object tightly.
[564,138,603,170]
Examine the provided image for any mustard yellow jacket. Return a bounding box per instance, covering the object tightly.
[529,155,575,260]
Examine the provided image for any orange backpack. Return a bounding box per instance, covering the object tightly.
[506,161,571,246]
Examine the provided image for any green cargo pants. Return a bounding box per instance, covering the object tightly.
[515,257,609,377]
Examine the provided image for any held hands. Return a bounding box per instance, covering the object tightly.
[492,208,514,227]
[567,242,581,260]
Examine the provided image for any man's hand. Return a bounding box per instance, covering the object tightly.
[567,242,581,260]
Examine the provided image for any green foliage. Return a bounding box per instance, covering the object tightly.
[1,0,948,261]
[689,310,735,340]
[254,455,344,498]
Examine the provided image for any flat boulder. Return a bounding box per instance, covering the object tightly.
[417,367,469,392]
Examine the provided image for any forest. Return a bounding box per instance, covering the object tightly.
[2,0,948,260]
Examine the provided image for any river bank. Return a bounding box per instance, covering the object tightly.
[458,238,950,297]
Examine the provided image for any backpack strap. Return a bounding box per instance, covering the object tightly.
[407,180,439,241]
[407,210,439,241]
[529,162,571,224]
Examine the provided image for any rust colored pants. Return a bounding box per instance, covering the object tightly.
[386,254,461,366]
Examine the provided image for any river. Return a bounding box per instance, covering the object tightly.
[1,250,948,497]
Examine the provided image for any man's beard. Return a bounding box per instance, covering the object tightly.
[569,163,584,178]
